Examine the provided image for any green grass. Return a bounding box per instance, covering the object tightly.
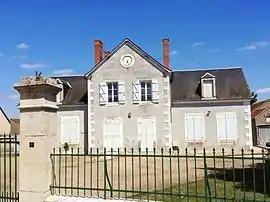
[136,178,270,202]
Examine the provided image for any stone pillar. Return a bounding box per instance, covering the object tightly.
[14,76,62,202]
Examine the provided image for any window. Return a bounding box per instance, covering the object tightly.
[216,113,237,141]
[203,80,214,98]
[103,117,123,150]
[61,116,80,143]
[140,81,152,101]
[185,113,204,142]
[107,82,118,103]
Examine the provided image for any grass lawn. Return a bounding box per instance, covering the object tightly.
[136,178,270,202]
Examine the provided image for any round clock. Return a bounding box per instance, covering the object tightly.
[120,54,135,68]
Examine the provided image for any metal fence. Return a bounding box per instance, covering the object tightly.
[0,134,19,202]
[50,147,270,202]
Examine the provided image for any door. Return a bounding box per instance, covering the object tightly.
[138,117,156,152]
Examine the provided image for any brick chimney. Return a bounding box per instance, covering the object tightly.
[94,39,103,65]
[104,50,110,58]
[163,38,169,69]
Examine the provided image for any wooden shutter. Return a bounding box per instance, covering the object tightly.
[104,118,123,150]
[61,116,80,143]
[225,113,237,140]
[118,81,125,104]
[216,114,227,140]
[99,82,107,105]
[203,80,213,98]
[193,115,204,141]
[185,115,194,141]
[133,80,141,104]
[152,79,159,103]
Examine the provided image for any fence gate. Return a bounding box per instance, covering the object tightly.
[0,134,19,201]
[257,125,270,147]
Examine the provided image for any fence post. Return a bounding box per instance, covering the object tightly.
[14,76,62,202]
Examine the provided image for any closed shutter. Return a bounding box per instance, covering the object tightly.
[225,113,237,140]
[217,113,237,140]
[203,80,213,98]
[99,82,108,105]
[118,81,125,104]
[217,114,226,140]
[152,79,159,103]
[133,80,141,103]
[104,118,123,150]
[185,115,194,141]
[61,116,80,143]
[185,114,204,141]
[193,115,204,141]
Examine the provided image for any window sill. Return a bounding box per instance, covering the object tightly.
[217,139,237,144]
[186,140,205,143]
[202,97,217,100]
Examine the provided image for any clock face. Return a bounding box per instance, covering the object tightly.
[120,54,134,68]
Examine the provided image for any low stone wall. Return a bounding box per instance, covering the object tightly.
[45,195,156,202]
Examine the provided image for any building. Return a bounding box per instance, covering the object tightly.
[54,38,253,152]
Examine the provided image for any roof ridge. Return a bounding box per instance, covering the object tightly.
[173,67,242,72]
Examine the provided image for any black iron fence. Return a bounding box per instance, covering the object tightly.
[0,134,19,201]
[50,147,270,201]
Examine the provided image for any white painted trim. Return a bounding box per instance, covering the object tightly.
[18,104,58,109]
[60,116,80,144]
[201,77,216,99]
[201,72,215,78]
[245,104,253,148]
[87,79,92,148]
[184,113,205,143]
[216,112,237,142]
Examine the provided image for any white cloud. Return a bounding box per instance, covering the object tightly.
[170,50,178,56]
[8,94,19,100]
[20,63,48,69]
[52,69,74,76]
[211,49,221,52]
[236,41,270,51]
[191,42,206,47]
[13,55,28,60]
[16,42,30,49]
[256,87,270,94]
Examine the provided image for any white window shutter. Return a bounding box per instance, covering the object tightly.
[118,81,125,104]
[104,118,123,150]
[203,80,213,98]
[217,114,226,140]
[225,114,237,140]
[99,82,108,105]
[152,79,159,103]
[185,115,194,141]
[133,80,141,104]
[61,117,80,143]
[193,115,204,141]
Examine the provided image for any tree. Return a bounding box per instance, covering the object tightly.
[250,92,258,105]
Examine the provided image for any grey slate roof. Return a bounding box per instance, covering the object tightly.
[52,76,87,105]
[170,67,251,102]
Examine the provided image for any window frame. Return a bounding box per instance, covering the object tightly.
[140,80,152,102]
[107,81,119,103]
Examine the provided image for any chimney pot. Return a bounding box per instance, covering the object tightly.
[94,39,103,65]
[104,50,110,58]
[163,38,170,69]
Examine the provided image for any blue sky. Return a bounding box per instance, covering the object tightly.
[1,0,270,117]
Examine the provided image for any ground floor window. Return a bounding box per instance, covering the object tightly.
[61,116,80,143]
[185,113,204,142]
[103,117,123,150]
[216,112,237,141]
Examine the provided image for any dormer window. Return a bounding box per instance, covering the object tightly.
[201,72,216,99]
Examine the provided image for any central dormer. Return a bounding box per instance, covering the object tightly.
[201,72,216,100]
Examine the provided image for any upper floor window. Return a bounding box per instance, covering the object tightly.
[140,81,152,101]
[201,72,216,99]
[99,81,125,105]
[108,82,119,102]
